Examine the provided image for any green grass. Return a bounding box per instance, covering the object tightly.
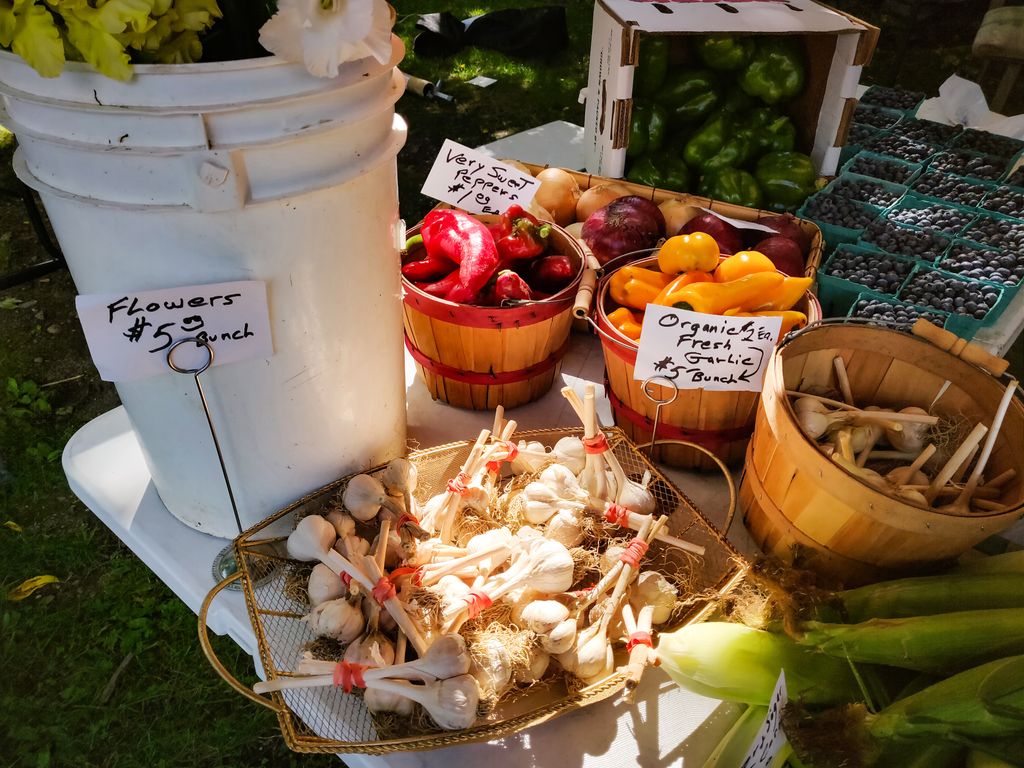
[1,2,1020,766]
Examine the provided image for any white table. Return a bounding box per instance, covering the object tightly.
[64,329,757,768]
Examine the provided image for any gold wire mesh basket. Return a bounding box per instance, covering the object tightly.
[199,427,745,755]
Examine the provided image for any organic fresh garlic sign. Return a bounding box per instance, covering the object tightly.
[75,280,273,382]
[633,305,782,391]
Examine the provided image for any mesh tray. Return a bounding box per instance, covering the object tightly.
[207,427,744,755]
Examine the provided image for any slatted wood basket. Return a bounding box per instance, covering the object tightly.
[741,321,1024,586]
[595,254,822,471]
[402,215,587,410]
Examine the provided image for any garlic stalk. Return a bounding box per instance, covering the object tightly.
[358,555,429,657]
[520,481,586,525]
[343,474,404,522]
[287,515,371,589]
[380,457,417,519]
[509,440,549,474]
[886,444,937,487]
[436,429,492,544]
[416,542,512,587]
[622,603,656,697]
[364,675,480,731]
[441,539,575,633]
[540,618,577,655]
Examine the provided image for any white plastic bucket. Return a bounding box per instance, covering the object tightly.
[0,42,410,537]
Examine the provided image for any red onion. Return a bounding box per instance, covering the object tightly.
[678,213,742,255]
[581,196,665,265]
[755,213,811,256]
[752,236,806,277]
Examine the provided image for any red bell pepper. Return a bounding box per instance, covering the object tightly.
[529,254,575,294]
[493,205,550,264]
[419,210,464,264]
[494,270,533,303]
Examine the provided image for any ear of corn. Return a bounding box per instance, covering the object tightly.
[656,621,864,707]
[795,608,1024,674]
[837,573,1024,623]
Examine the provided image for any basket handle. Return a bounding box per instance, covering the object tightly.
[572,266,598,319]
[198,571,284,713]
[634,438,738,537]
[910,318,1010,378]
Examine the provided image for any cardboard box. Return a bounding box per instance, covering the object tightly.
[581,0,878,179]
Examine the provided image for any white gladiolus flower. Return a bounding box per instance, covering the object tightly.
[259,0,393,78]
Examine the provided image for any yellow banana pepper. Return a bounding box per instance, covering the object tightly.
[760,276,813,311]
[653,270,715,304]
[607,307,644,340]
[659,271,784,315]
[608,266,673,311]
[724,309,808,337]
[657,233,719,274]
[714,250,776,283]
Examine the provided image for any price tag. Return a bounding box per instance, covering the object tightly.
[421,139,539,215]
[75,280,273,382]
[633,305,781,391]
[740,672,789,768]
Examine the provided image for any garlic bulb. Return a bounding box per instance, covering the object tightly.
[601,545,625,572]
[307,563,346,607]
[510,440,549,474]
[886,407,930,453]
[333,535,369,561]
[304,598,364,643]
[540,464,588,502]
[343,474,403,522]
[521,482,582,525]
[540,618,577,654]
[552,436,586,474]
[545,508,585,548]
[470,637,513,702]
[630,571,677,625]
[380,457,417,500]
[517,600,570,634]
[344,631,395,668]
[514,647,550,684]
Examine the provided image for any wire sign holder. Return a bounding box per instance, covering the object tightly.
[165,337,248,589]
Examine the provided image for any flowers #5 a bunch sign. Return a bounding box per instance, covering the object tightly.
[633,305,782,391]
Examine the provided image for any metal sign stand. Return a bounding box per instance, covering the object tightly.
[165,337,247,589]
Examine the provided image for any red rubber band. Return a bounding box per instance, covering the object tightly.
[397,513,420,530]
[583,433,610,454]
[604,503,631,527]
[619,537,649,569]
[626,631,653,652]
[486,460,502,474]
[502,441,519,461]
[463,590,493,619]
[372,576,396,605]
[447,472,470,495]
[339,571,352,588]
[332,662,368,693]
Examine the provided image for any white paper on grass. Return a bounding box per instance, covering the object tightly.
[915,75,1024,138]
[75,280,273,382]
[740,672,789,768]
[633,306,782,392]
[421,139,539,215]
[467,75,497,88]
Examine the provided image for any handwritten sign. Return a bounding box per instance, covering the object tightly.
[633,305,781,391]
[740,672,788,768]
[421,139,539,215]
[75,280,273,382]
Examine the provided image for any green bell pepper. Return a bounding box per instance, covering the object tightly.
[698,167,763,209]
[740,107,797,156]
[682,112,730,171]
[695,35,755,72]
[655,69,720,127]
[626,153,691,192]
[703,127,756,173]
[636,36,669,97]
[628,101,669,158]
[716,86,758,115]
[739,38,806,105]
[754,151,817,212]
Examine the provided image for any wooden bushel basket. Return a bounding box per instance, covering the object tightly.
[402,216,587,410]
[595,254,822,471]
[741,320,1024,586]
